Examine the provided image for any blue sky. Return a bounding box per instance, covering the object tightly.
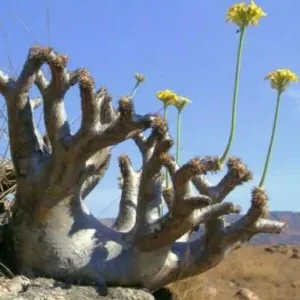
[0,0,300,216]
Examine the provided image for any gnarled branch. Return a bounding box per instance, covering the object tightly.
[113,155,140,232]
[134,156,224,251]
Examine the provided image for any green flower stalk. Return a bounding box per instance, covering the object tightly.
[258,91,282,188]
[130,73,145,98]
[259,69,298,188]
[156,89,178,217]
[163,103,168,131]
[156,89,178,189]
[220,0,267,166]
[176,109,181,164]
[163,104,169,189]
[219,27,245,165]
[173,96,191,164]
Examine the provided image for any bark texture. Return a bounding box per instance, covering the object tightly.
[0,46,285,295]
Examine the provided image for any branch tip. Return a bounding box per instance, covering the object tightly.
[118,154,133,177]
[185,195,212,208]
[68,68,84,86]
[78,69,94,90]
[50,52,68,70]
[160,153,176,175]
[152,115,168,137]
[227,156,253,182]
[97,86,108,95]
[201,156,221,173]
[28,46,68,70]
[247,186,268,219]
[28,45,51,61]
[99,89,116,124]
[179,157,203,179]
[119,96,134,117]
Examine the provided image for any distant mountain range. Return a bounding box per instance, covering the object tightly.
[99,211,300,244]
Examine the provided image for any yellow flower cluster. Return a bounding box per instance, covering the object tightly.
[156,89,178,106]
[226,0,266,28]
[135,73,145,83]
[173,96,192,110]
[265,69,298,93]
[156,90,191,110]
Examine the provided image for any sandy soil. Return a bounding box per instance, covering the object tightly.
[168,244,300,299]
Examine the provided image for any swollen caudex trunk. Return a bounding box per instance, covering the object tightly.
[0,46,285,296]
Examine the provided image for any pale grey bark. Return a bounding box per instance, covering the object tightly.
[0,46,285,296]
[113,155,140,232]
[192,157,254,244]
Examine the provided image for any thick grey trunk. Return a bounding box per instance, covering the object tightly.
[0,46,285,296]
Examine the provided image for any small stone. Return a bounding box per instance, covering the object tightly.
[264,247,274,253]
[290,253,300,259]
[235,288,259,300]
[203,286,218,298]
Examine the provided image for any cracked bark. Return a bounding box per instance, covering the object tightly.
[0,46,285,295]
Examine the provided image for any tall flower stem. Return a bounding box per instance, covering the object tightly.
[130,82,139,98]
[163,103,168,121]
[176,109,182,164]
[163,103,170,189]
[219,27,246,165]
[258,92,282,188]
[159,103,169,217]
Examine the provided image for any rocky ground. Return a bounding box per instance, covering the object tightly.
[0,277,157,300]
[0,244,299,300]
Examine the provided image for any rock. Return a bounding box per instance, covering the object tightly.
[0,276,31,296]
[234,288,259,300]
[0,277,155,300]
[290,253,300,259]
[264,247,274,253]
[229,281,235,287]
[290,279,300,288]
[203,286,218,298]
[153,287,178,299]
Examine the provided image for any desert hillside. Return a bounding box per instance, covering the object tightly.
[168,244,300,300]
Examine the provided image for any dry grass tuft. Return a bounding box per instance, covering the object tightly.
[0,159,15,224]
